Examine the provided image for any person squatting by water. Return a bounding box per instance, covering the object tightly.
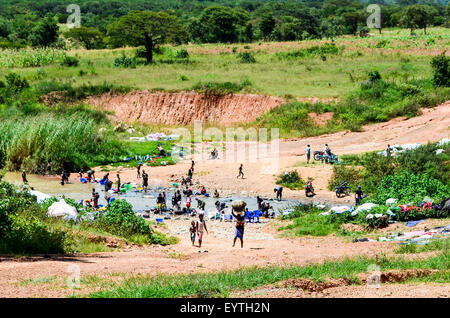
[87,170,95,183]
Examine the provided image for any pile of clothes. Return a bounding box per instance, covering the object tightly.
[145,133,180,141]
[377,225,450,244]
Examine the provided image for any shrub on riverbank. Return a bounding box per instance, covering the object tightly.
[0,181,67,254]
[329,141,450,201]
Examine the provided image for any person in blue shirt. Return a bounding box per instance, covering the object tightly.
[306,144,311,164]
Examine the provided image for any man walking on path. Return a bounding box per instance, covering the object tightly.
[137,163,142,178]
[237,164,244,179]
[232,209,246,248]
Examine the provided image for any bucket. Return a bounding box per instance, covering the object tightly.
[155,218,164,223]
[80,178,87,183]
[125,184,133,190]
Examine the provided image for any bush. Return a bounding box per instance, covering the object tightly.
[5,72,29,93]
[276,170,304,190]
[328,165,361,192]
[238,52,256,63]
[368,70,382,83]
[94,200,152,239]
[175,48,189,59]
[276,43,340,60]
[135,46,147,58]
[0,181,66,254]
[60,55,79,67]
[191,79,252,96]
[372,170,450,204]
[431,52,449,87]
[113,54,135,68]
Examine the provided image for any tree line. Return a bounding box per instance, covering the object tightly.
[0,0,448,62]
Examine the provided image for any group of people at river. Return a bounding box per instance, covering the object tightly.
[17,141,382,249]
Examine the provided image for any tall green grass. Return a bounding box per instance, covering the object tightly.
[0,113,122,173]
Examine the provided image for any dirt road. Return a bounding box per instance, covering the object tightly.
[0,219,396,298]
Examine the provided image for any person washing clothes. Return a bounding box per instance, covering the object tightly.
[274,186,283,201]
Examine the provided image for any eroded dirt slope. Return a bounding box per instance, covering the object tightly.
[86,91,285,125]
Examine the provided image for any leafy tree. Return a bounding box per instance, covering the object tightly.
[430,52,450,87]
[7,14,36,45]
[0,18,11,39]
[191,6,249,43]
[28,14,59,47]
[244,22,254,42]
[64,26,104,50]
[320,16,346,40]
[342,10,362,35]
[259,13,276,40]
[400,5,438,34]
[107,11,188,63]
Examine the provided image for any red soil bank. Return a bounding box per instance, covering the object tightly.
[86,91,285,125]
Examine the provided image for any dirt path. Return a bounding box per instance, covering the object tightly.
[233,282,450,298]
[0,219,397,298]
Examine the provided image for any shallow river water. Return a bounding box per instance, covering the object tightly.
[4,172,299,215]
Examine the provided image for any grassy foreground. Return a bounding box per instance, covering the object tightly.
[85,252,449,298]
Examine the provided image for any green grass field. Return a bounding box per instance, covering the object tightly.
[2,27,448,99]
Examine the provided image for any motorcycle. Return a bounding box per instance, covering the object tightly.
[335,181,350,198]
[305,180,315,197]
[314,150,341,165]
[313,151,325,161]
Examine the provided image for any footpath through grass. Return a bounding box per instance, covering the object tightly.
[86,252,449,298]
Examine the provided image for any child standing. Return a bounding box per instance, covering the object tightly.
[196,213,208,248]
[189,221,197,246]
